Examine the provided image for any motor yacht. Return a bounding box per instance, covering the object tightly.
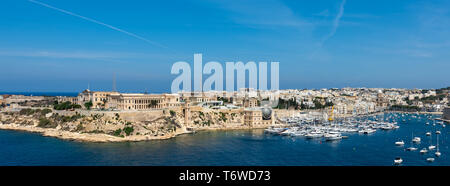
[305,130,323,139]
[324,132,342,141]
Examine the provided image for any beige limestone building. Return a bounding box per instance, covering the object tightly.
[59,89,182,110]
[243,108,274,127]
[107,93,181,110]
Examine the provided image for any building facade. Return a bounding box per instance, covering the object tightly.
[58,89,182,110]
[243,108,274,127]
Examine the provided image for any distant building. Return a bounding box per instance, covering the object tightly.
[244,97,259,108]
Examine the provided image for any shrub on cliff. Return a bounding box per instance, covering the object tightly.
[53,101,81,110]
[170,110,176,117]
[112,129,122,136]
[19,108,35,115]
[40,108,52,115]
[37,117,57,128]
[123,126,134,136]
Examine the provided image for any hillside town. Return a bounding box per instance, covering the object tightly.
[0,87,449,142]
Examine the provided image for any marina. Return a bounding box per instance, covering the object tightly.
[265,112,448,165]
[0,112,447,166]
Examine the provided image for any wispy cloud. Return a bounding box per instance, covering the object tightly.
[0,50,125,60]
[209,0,310,29]
[0,50,140,65]
[320,0,347,45]
[28,0,166,48]
[0,49,188,63]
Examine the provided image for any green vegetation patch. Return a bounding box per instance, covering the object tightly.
[37,117,57,128]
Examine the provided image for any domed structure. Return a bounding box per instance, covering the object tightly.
[261,107,272,120]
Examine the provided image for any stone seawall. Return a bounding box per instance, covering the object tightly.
[444,107,450,120]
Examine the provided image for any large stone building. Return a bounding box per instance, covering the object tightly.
[243,108,274,127]
[76,90,117,109]
[107,93,181,110]
[59,89,182,110]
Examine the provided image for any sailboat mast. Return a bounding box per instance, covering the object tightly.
[436,134,439,152]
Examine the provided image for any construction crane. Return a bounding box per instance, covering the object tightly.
[328,105,334,122]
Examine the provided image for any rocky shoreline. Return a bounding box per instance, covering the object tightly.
[0,108,282,142]
[0,123,186,142]
[0,122,284,142]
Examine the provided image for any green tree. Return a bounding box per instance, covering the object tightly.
[84,101,93,110]
[123,126,134,136]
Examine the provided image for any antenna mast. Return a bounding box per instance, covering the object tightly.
[112,73,117,92]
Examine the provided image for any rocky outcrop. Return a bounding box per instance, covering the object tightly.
[0,109,187,142]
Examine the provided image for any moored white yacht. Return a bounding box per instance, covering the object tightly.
[359,128,376,134]
[305,130,323,139]
[324,132,342,141]
[394,157,403,165]
[435,151,441,157]
[395,141,404,146]
[412,137,421,143]
[420,148,428,154]
[264,127,286,134]
[435,134,441,157]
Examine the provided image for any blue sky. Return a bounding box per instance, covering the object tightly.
[0,0,449,92]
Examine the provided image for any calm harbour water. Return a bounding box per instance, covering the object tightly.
[0,113,448,166]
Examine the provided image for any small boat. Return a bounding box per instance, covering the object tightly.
[324,133,343,141]
[428,145,436,150]
[426,132,431,136]
[435,151,441,157]
[406,147,418,151]
[436,131,441,134]
[420,148,428,154]
[395,141,405,146]
[305,130,323,139]
[435,134,441,157]
[359,128,376,134]
[426,158,435,162]
[264,127,286,134]
[412,137,421,143]
[394,157,403,165]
